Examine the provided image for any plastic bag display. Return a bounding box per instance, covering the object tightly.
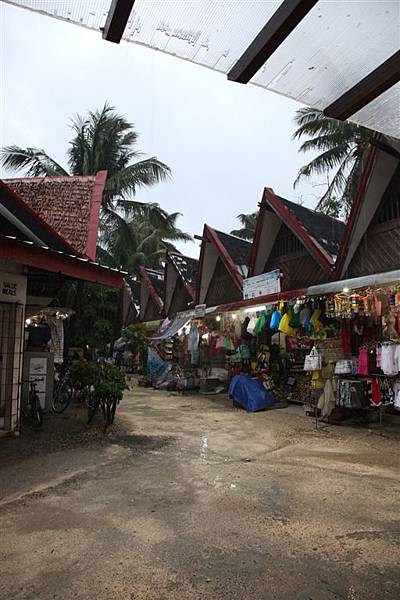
[278,313,297,336]
[270,309,282,331]
[304,346,322,371]
[254,314,266,335]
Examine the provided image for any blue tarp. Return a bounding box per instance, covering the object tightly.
[229,375,277,413]
[147,346,168,383]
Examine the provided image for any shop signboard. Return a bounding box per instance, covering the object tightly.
[0,271,27,304]
[243,270,281,300]
[194,304,206,318]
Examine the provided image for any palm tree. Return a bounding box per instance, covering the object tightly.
[293,108,374,218]
[1,104,191,345]
[1,102,192,265]
[230,212,258,240]
[1,103,170,215]
[99,206,192,273]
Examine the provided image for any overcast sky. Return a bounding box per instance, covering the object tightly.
[0,2,322,257]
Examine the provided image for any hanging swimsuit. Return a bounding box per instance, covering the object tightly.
[381,344,397,376]
[357,348,369,375]
[371,379,382,406]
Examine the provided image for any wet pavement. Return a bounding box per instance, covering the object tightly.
[0,387,399,599]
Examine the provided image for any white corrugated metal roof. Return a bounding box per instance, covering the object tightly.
[4,0,400,137]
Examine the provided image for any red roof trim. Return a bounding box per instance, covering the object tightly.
[0,179,81,256]
[0,237,123,288]
[86,170,107,260]
[139,266,164,313]
[163,259,170,312]
[334,145,378,276]
[195,226,207,304]
[167,252,196,301]
[205,225,243,291]
[264,187,334,273]
[248,197,266,276]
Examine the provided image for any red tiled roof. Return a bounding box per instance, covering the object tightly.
[4,172,106,260]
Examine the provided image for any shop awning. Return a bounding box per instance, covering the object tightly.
[307,269,400,297]
[210,268,400,314]
[152,311,193,341]
[0,235,125,288]
[6,0,400,138]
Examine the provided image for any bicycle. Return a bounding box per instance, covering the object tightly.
[52,360,73,413]
[22,378,44,428]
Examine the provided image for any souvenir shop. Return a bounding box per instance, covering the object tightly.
[150,270,400,422]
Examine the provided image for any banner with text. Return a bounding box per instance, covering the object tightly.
[243,270,280,300]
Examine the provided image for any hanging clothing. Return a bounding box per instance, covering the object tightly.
[371,379,382,406]
[376,344,382,369]
[395,344,400,372]
[357,348,369,376]
[381,344,398,376]
[341,320,351,355]
[188,323,199,365]
[318,378,336,418]
[48,317,64,364]
[393,382,400,410]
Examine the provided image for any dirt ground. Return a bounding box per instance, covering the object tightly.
[0,387,399,600]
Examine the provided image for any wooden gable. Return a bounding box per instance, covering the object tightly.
[345,165,400,278]
[263,223,329,291]
[168,277,193,316]
[205,257,242,307]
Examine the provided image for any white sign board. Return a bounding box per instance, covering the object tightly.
[0,271,27,304]
[194,304,206,318]
[243,270,281,300]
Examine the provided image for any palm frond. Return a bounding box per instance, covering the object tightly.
[294,145,353,188]
[106,158,171,200]
[0,145,68,176]
[230,212,257,240]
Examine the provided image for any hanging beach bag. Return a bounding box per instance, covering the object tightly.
[279,313,297,336]
[270,309,282,331]
[304,346,322,371]
[334,360,352,375]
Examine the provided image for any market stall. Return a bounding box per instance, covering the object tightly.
[148,269,400,423]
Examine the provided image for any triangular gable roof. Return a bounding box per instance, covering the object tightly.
[168,252,198,296]
[4,171,106,260]
[197,224,251,305]
[0,179,79,255]
[164,252,198,316]
[249,188,345,277]
[335,140,400,278]
[122,276,141,326]
[139,266,164,320]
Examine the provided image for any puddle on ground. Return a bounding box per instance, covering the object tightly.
[200,435,208,460]
[347,585,361,600]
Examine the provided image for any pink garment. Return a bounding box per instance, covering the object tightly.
[376,345,382,368]
[357,348,369,375]
[374,297,382,317]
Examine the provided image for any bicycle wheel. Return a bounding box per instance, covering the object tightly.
[32,396,43,428]
[52,379,73,413]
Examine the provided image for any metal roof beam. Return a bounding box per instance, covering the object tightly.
[324,51,400,121]
[102,0,135,43]
[227,0,319,84]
